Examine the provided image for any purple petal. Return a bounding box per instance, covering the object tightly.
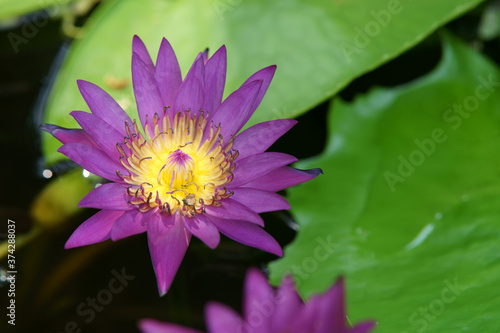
[205,198,264,226]
[243,268,273,333]
[203,45,226,114]
[155,38,182,110]
[173,56,205,115]
[40,124,97,147]
[293,294,318,332]
[205,302,246,333]
[79,183,132,211]
[230,188,290,213]
[132,52,165,136]
[209,217,282,256]
[138,319,203,333]
[272,275,303,332]
[70,111,125,160]
[233,119,297,159]
[147,213,191,296]
[182,214,220,249]
[132,35,154,73]
[210,80,262,140]
[242,167,323,192]
[111,209,146,241]
[230,152,298,188]
[241,65,276,115]
[58,143,126,181]
[315,278,345,333]
[65,210,124,249]
[77,80,131,135]
[350,321,377,333]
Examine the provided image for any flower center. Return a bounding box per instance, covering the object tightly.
[118,111,237,217]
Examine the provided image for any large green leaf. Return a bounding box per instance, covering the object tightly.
[269,33,500,331]
[0,0,76,21]
[42,0,486,164]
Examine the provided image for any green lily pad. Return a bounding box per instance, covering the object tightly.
[269,33,500,332]
[0,0,76,21]
[42,0,486,164]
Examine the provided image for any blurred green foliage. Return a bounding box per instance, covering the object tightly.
[0,0,77,21]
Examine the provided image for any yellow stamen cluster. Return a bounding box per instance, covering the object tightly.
[117,111,237,217]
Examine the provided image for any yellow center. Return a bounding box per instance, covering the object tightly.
[117,111,237,217]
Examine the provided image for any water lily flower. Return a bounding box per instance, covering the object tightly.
[139,268,375,333]
[42,36,321,295]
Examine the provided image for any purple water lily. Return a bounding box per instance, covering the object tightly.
[139,268,375,333]
[42,36,321,295]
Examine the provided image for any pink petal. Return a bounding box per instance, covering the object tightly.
[138,319,203,333]
[40,124,97,147]
[173,55,205,115]
[209,217,282,256]
[79,183,132,211]
[182,215,220,249]
[205,302,246,333]
[77,80,131,135]
[241,65,276,117]
[243,268,273,333]
[233,119,297,159]
[132,52,165,136]
[242,167,322,192]
[70,111,125,160]
[111,209,146,241]
[271,275,303,332]
[203,45,226,114]
[147,213,191,296]
[230,188,290,213]
[58,143,126,181]
[155,38,182,111]
[65,210,125,249]
[132,35,154,73]
[205,198,264,226]
[210,80,262,140]
[230,152,297,188]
